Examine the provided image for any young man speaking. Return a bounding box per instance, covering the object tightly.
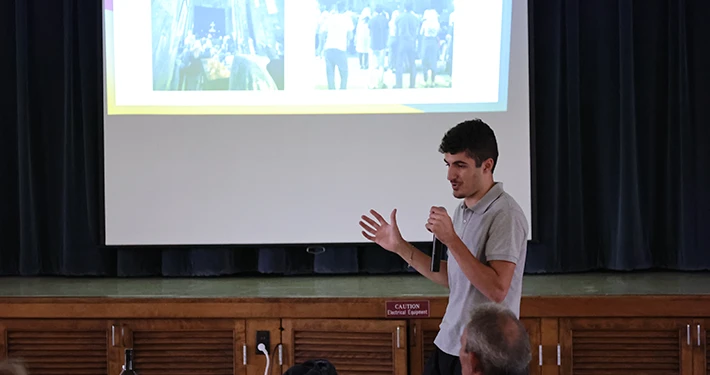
[359,119,529,375]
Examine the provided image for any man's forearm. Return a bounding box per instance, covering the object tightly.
[446,238,506,302]
[394,241,449,288]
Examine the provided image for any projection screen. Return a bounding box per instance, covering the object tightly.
[102,0,531,246]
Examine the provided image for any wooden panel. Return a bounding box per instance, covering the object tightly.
[521,296,710,318]
[0,320,110,375]
[121,319,245,375]
[540,318,559,375]
[521,318,542,375]
[560,318,692,375]
[3,295,710,375]
[422,325,437,364]
[245,319,282,375]
[4,295,710,319]
[0,297,450,319]
[282,319,407,375]
[408,319,440,375]
[692,319,707,375]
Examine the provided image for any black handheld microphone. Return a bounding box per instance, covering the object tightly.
[430,234,445,272]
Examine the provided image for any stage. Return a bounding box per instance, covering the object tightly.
[1,272,709,375]
[1,271,710,298]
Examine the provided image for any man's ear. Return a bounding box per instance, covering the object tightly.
[482,158,494,173]
[469,352,483,374]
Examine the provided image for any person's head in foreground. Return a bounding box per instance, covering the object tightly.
[439,119,498,202]
[283,359,337,375]
[0,359,28,375]
[459,303,531,375]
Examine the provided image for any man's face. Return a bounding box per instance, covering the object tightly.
[444,152,484,200]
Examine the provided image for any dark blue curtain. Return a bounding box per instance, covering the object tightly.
[1,0,709,276]
[525,0,710,272]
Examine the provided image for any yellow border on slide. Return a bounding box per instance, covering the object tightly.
[103,12,422,116]
[105,72,422,115]
[106,102,424,115]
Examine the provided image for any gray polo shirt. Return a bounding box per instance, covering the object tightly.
[433,182,528,356]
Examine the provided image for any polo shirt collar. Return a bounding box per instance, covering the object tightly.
[460,182,505,214]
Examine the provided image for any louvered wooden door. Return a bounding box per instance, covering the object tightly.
[282,319,408,375]
[0,319,112,375]
[409,318,541,375]
[559,318,693,375]
[408,318,440,375]
[121,319,246,375]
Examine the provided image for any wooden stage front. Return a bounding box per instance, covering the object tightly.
[0,272,709,375]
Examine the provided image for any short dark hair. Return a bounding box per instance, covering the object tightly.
[439,119,499,172]
[463,303,531,375]
[283,359,337,375]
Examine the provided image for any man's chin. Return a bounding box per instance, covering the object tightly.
[452,191,466,199]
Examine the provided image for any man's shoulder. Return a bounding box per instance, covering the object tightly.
[486,193,528,231]
[480,193,528,262]
[490,190,525,213]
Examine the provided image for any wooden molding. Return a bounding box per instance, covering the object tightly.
[0,295,709,319]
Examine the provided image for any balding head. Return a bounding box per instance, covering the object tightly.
[459,303,531,375]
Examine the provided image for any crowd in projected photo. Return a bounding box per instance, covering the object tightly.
[314,0,456,90]
[151,0,285,91]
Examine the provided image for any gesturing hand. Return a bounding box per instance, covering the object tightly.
[426,206,457,246]
[359,209,404,253]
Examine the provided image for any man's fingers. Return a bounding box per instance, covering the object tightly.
[361,215,380,229]
[428,214,442,223]
[359,220,377,235]
[429,212,449,221]
[361,231,376,241]
[390,208,398,226]
[370,209,388,225]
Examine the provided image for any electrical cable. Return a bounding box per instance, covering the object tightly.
[257,343,270,375]
[271,343,283,371]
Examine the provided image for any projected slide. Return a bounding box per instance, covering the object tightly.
[103,0,512,114]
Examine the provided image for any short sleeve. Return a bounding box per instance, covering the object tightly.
[484,209,528,264]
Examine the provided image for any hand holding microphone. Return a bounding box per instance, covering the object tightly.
[426,206,456,245]
[427,206,455,272]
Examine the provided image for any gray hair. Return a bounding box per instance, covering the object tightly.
[463,303,531,375]
[0,359,28,375]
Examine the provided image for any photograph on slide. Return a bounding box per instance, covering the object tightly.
[314,0,455,90]
[104,0,512,114]
[151,0,285,91]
